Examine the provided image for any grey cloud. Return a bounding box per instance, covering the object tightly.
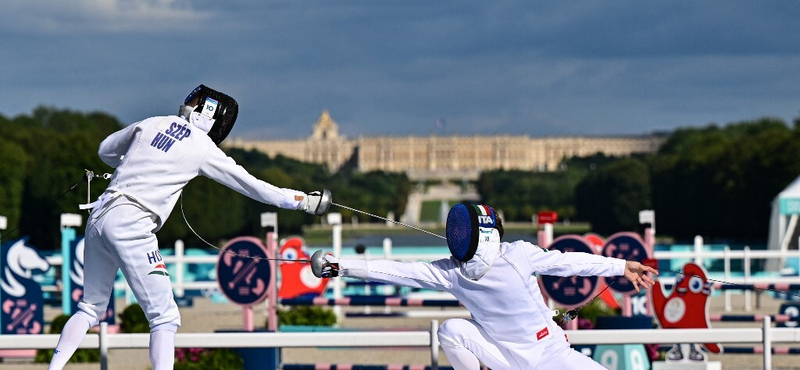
[1,0,799,140]
[0,0,210,34]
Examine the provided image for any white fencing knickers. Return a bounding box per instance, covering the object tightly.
[437,318,606,370]
[78,198,181,329]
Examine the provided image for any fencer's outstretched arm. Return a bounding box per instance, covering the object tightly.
[312,251,454,291]
[199,146,330,214]
[523,242,657,291]
[522,241,626,277]
[98,121,140,168]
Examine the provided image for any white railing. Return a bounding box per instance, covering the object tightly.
[377,237,800,312]
[40,236,800,311]
[3,318,799,370]
[43,240,221,300]
[654,245,800,312]
[1,321,440,370]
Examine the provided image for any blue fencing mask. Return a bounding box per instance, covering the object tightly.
[446,203,498,262]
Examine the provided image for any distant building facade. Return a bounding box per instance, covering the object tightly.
[225,111,666,180]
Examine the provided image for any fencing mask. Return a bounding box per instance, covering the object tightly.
[446,203,499,262]
[178,84,238,145]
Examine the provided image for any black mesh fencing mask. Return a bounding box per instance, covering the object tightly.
[183,84,238,145]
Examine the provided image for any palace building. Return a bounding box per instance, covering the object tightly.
[224,111,666,180]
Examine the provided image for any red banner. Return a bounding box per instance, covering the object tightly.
[537,211,558,224]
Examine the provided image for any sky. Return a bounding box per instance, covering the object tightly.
[1,1,799,140]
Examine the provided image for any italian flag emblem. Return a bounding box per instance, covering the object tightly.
[148,263,169,276]
[473,204,491,216]
[473,204,495,227]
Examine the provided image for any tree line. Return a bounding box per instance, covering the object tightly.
[2,106,797,247]
[0,107,410,249]
[479,117,800,242]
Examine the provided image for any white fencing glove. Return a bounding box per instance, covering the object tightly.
[304,189,332,216]
[311,250,340,278]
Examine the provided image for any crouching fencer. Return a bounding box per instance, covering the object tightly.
[312,203,656,370]
[48,85,332,370]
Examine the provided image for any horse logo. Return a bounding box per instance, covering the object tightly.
[1,239,49,298]
[1,238,50,334]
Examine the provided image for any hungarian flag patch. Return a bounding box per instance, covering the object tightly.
[148,263,169,276]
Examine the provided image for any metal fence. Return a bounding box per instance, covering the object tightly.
[41,238,800,302]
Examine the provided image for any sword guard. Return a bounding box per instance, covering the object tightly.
[563,309,579,322]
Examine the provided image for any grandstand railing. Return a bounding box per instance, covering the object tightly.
[40,238,800,311]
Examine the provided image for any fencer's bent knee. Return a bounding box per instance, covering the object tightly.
[146,308,181,329]
[75,310,98,327]
[438,318,468,347]
[151,322,179,333]
[76,303,103,327]
[137,294,181,329]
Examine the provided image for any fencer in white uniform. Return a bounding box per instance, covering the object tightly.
[312,203,656,370]
[48,85,332,370]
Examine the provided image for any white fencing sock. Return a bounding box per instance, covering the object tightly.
[47,313,93,370]
[149,323,178,370]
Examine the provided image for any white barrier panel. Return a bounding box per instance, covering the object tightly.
[6,328,799,349]
[40,241,800,311]
[173,332,432,348]
[0,334,99,349]
[3,319,800,370]
[567,328,764,345]
[0,332,430,350]
[8,329,799,349]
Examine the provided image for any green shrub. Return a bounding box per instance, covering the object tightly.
[174,348,243,370]
[554,299,619,328]
[35,314,100,363]
[119,303,150,333]
[277,306,337,326]
[576,299,620,326]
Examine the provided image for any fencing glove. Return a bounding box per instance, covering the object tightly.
[311,250,339,278]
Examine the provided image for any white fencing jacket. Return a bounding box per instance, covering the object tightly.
[94,115,306,230]
[338,240,626,369]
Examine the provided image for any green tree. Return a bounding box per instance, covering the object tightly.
[477,156,604,222]
[576,158,652,235]
[1,107,121,248]
[0,138,29,240]
[17,131,111,248]
[0,107,121,249]
[650,118,800,241]
[327,169,411,224]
